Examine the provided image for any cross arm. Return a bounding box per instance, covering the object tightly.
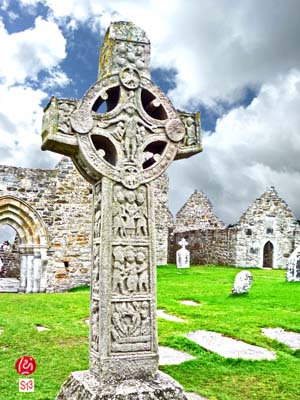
[41,97,79,156]
[174,111,202,160]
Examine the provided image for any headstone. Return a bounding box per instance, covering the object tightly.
[42,22,201,400]
[176,238,190,268]
[286,248,300,282]
[231,270,253,294]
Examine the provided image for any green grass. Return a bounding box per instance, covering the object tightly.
[1,265,300,399]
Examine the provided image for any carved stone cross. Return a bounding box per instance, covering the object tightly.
[42,21,202,400]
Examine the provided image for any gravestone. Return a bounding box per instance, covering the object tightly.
[42,21,201,399]
[231,270,253,294]
[286,247,300,282]
[176,238,190,268]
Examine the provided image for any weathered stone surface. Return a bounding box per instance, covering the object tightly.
[231,270,253,294]
[56,370,188,400]
[176,238,190,268]
[262,328,300,350]
[187,330,276,360]
[43,21,201,400]
[286,247,300,281]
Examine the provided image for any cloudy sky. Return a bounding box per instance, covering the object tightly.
[1,0,300,229]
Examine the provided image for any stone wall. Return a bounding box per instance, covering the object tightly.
[0,157,92,291]
[170,228,237,266]
[234,187,298,269]
[0,157,171,291]
[175,190,225,232]
[0,248,20,278]
[153,175,174,265]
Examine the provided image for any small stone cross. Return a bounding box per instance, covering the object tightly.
[42,21,202,399]
[179,238,188,248]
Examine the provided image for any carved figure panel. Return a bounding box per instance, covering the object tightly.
[112,246,149,295]
[92,244,100,295]
[112,184,148,239]
[94,182,102,238]
[90,299,99,353]
[111,300,151,353]
[181,115,198,146]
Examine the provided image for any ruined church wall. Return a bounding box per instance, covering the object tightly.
[0,248,20,278]
[0,159,92,291]
[152,175,174,265]
[175,190,225,232]
[170,228,237,266]
[0,158,171,291]
[234,188,298,269]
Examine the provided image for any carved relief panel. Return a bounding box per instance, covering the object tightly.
[112,184,148,240]
[111,300,151,353]
[112,245,149,295]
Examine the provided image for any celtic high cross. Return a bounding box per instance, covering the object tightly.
[42,22,202,399]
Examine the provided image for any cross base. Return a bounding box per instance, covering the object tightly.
[56,370,188,400]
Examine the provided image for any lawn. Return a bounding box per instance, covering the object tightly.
[1,265,300,399]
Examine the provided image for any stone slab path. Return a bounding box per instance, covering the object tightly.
[185,392,209,400]
[158,346,196,365]
[36,325,51,332]
[157,309,186,323]
[179,300,201,306]
[187,330,276,360]
[262,327,300,350]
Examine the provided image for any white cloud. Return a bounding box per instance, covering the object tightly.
[168,69,300,223]
[0,17,66,85]
[17,0,300,109]
[41,68,71,90]
[0,84,60,168]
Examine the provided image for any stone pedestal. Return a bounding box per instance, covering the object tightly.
[57,370,187,400]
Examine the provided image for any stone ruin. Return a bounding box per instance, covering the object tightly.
[41,21,201,399]
[286,247,300,282]
[170,186,300,269]
[231,270,253,294]
[0,157,172,292]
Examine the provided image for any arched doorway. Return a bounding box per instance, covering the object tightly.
[263,241,274,268]
[0,196,49,293]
